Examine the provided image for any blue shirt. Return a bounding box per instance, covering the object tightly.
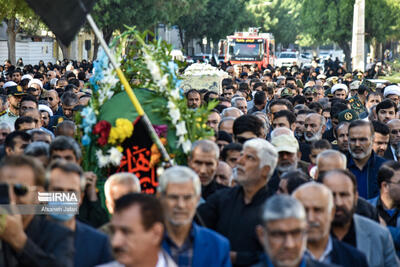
[347,151,386,199]
[164,225,195,267]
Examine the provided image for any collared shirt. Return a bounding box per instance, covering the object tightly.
[390,145,398,161]
[164,226,194,267]
[156,251,167,267]
[332,219,357,248]
[0,109,18,131]
[347,151,385,199]
[197,185,272,266]
[305,236,333,264]
[376,196,400,227]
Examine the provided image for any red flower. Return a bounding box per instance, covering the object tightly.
[93,120,111,146]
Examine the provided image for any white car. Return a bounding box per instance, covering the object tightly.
[276,52,301,68]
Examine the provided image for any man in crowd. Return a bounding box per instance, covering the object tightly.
[186,89,201,109]
[215,161,233,187]
[232,114,266,144]
[304,113,326,143]
[376,99,397,124]
[272,110,296,131]
[50,136,108,228]
[231,96,247,114]
[293,183,368,266]
[101,193,177,267]
[221,143,242,168]
[254,195,329,267]
[320,169,399,266]
[0,155,74,266]
[158,166,231,266]
[198,138,278,266]
[188,140,227,200]
[347,120,386,199]
[385,119,400,161]
[206,109,221,133]
[0,86,26,129]
[372,120,390,157]
[369,161,400,254]
[4,130,31,156]
[47,160,113,267]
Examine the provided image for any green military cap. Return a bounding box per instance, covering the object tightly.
[280,87,293,97]
[338,109,359,123]
[343,73,353,80]
[303,87,316,95]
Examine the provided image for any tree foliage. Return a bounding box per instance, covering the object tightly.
[247,0,300,47]
[0,0,37,64]
[175,0,252,53]
[300,0,400,68]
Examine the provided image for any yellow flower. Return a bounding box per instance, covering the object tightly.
[108,118,134,145]
[116,146,123,152]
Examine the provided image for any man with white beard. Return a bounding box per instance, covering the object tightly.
[271,133,309,174]
[346,120,387,199]
[304,113,326,143]
[267,129,311,196]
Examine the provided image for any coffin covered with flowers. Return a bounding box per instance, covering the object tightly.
[181,63,229,94]
[77,29,216,194]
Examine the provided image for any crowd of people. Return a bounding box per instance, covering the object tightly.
[0,55,400,267]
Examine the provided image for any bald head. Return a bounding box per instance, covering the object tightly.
[293,182,334,243]
[316,150,346,179]
[270,127,294,139]
[388,119,400,147]
[215,161,233,186]
[293,182,334,213]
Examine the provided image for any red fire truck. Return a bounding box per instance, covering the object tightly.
[224,28,275,69]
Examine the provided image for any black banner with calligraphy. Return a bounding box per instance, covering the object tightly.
[114,116,158,194]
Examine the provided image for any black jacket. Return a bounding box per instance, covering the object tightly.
[251,255,339,267]
[330,237,369,266]
[1,215,74,267]
[383,146,396,161]
[356,197,379,222]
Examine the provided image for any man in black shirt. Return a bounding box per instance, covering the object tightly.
[369,161,400,255]
[0,155,74,267]
[197,138,278,266]
[320,169,399,266]
[188,140,227,200]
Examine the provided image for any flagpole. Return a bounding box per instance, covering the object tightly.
[85,14,173,166]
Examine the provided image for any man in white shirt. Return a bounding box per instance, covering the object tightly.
[98,193,177,267]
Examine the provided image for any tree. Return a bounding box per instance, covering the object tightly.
[300,0,354,69]
[91,0,202,60]
[176,0,253,54]
[247,0,301,47]
[0,0,36,64]
[300,0,400,70]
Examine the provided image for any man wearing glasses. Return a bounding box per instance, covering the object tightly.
[385,119,400,161]
[44,89,61,115]
[0,155,74,266]
[254,195,329,267]
[159,166,231,267]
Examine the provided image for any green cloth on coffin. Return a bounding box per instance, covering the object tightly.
[99,88,177,149]
[86,88,177,212]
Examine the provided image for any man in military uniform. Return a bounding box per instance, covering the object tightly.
[0,86,26,130]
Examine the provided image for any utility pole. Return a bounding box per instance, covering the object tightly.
[351,0,365,71]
